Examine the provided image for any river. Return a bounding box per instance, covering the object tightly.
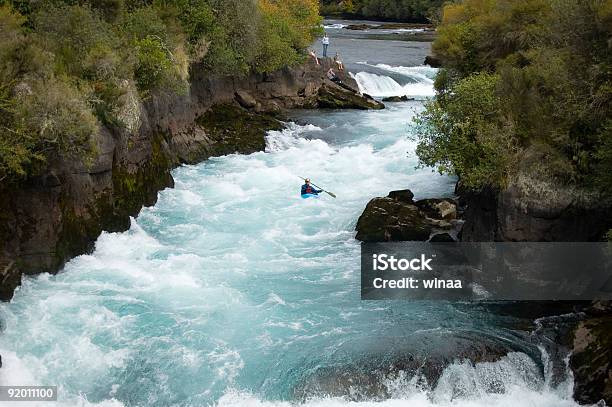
[0,20,580,407]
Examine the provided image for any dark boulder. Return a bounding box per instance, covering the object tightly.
[355,197,431,242]
[356,189,459,242]
[293,332,513,402]
[196,104,283,156]
[317,83,384,110]
[415,198,457,220]
[387,189,414,203]
[345,23,373,30]
[382,95,413,102]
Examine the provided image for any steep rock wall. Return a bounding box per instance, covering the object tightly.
[459,175,612,242]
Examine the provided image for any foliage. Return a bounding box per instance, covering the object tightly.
[0,0,321,181]
[415,0,612,192]
[15,78,98,162]
[415,72,519,188]
[256,0,322,73]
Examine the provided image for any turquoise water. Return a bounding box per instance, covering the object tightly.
[0,61,580,406]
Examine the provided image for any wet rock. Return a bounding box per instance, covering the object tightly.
[317,83,384,110]
[0,261,19,302]
[356,189,460,242]
[586,301,612,317]
[355,197,431,242]
[382,95,413,102]
[293,333,513,402]
[344,23,432,31]
[195,104,283,156]
[235,90,257,109]
[570,312,612,405]
[415,198,457,220]
[345,23,372,30]
[387,189,414,203]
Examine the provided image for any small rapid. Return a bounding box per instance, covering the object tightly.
[353,64,436,98]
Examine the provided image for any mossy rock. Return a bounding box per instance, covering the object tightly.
[355,197,431,242]
[196,104,283,156]
[382,95,413,102]
[112,133,174,219]
[317,84,384,110]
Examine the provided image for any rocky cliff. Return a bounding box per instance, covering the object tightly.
[0,57,382,301]
[459,175,612,242]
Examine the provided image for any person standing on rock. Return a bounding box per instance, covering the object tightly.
[322,33,330,57]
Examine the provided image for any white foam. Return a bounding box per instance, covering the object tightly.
[353,71,435,98]
[324,24,346,29]
[372,64,438,81]
[214,386,578,407]
[265,123,324,152]
[392,28,426,33]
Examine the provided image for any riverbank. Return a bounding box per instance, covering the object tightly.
[0,57,381,301]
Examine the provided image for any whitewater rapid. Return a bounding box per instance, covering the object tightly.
[353,64,436,98]
[0,67,581,407]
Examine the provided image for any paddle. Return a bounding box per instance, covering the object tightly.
[299,176,337,198]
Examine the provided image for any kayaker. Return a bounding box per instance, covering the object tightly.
[301,178,322,196]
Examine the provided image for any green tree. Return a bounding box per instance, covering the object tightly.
[416,0,612,192]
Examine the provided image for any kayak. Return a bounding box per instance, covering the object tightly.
[301,194,319,199]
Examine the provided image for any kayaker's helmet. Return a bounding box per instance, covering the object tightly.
[305,178,310,183]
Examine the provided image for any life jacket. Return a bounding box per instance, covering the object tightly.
[305,185,313,194]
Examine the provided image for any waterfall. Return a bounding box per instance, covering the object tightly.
[353,65,437,99]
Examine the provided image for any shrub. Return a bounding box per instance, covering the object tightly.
[33,4,120,78]
[416,72,519,189]
[16,78,98,162]
[133,36,175,93]
[416,0,612,192]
